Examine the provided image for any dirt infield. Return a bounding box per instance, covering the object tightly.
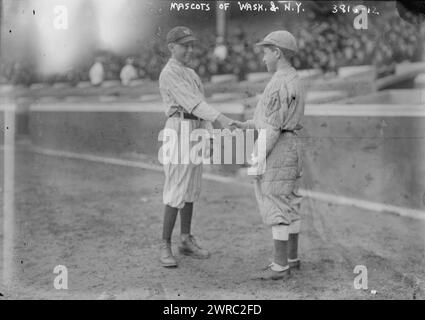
[0,147,424,299]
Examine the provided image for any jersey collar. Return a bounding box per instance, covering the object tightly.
[275,65,297,80]
[169,58,185,68]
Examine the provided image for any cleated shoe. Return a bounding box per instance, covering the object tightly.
[179,234,210,259]
[288,258,301,270]
[160,242,178,268]
[252,263,291,281]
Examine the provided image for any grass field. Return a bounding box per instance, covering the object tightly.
[0,145,424,299]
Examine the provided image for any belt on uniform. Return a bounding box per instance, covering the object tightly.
[281,124,303,133]
[169,111,200,120]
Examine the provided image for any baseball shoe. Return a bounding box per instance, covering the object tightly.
[179,234,210,259]
[288,258,301,270]
[252,263,291,281]
[160,242,178,268]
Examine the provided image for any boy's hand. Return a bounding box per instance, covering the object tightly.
[216,114,234,130]
[247,153,266,177]
[247,164,264,179]
[228,120,249,130]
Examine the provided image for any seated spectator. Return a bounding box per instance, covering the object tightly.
[89,56,105,86]
[213,36,228,61]
[3,6,423,85]
[120,57,138,86]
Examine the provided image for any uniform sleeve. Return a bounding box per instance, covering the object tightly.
[251,123,280,175]
[282,79,305,131]
[245,119,255,129]
[160,69,203,113]
[261,82,297,158]
[264,87,288,130]
[191,101,221,122]
[285,78,300,104]
[192,70,205,96]
[253,122,281,162]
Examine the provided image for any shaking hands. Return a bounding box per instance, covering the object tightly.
[216,114,236,130]
[216,114,251,131]
[227,120,251,130]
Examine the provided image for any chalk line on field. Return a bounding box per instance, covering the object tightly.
[3,146,425,221]
[2,107,16,287]
[299,189,425,221]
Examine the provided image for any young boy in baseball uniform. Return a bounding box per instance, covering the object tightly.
[230,30,305,280]
[158,26,234,268]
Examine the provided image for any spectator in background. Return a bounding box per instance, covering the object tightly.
[89,56,105,86]
[213,36,228,75]
[213,36,228,61]
[120,57,138,86]
[3,8,423,85]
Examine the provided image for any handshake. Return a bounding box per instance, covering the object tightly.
[215,114,265,178]
[216,114,250,131]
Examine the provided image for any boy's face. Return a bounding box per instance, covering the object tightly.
[262,46,280,73]
[170,41,194,66]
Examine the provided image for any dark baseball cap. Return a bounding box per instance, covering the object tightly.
[166,26,197,44]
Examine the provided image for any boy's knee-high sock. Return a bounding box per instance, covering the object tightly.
[288,233,299,260]
[162,205,178,243]
[272,224,289,267]
[274,240,289,267]
[180,202,193,235]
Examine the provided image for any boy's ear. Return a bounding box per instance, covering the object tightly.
[167,43,174,51]
[274,47,282,59]
[277,49,282,59]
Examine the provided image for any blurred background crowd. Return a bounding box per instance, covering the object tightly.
[0,1,423,86]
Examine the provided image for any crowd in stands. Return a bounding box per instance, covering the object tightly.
[1,10,423,86]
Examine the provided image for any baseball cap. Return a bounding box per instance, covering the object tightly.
[256,30,298,53]
[166,26,197,44]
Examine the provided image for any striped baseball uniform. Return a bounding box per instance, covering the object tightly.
[159,58,219,209]
[249,65,305,226]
